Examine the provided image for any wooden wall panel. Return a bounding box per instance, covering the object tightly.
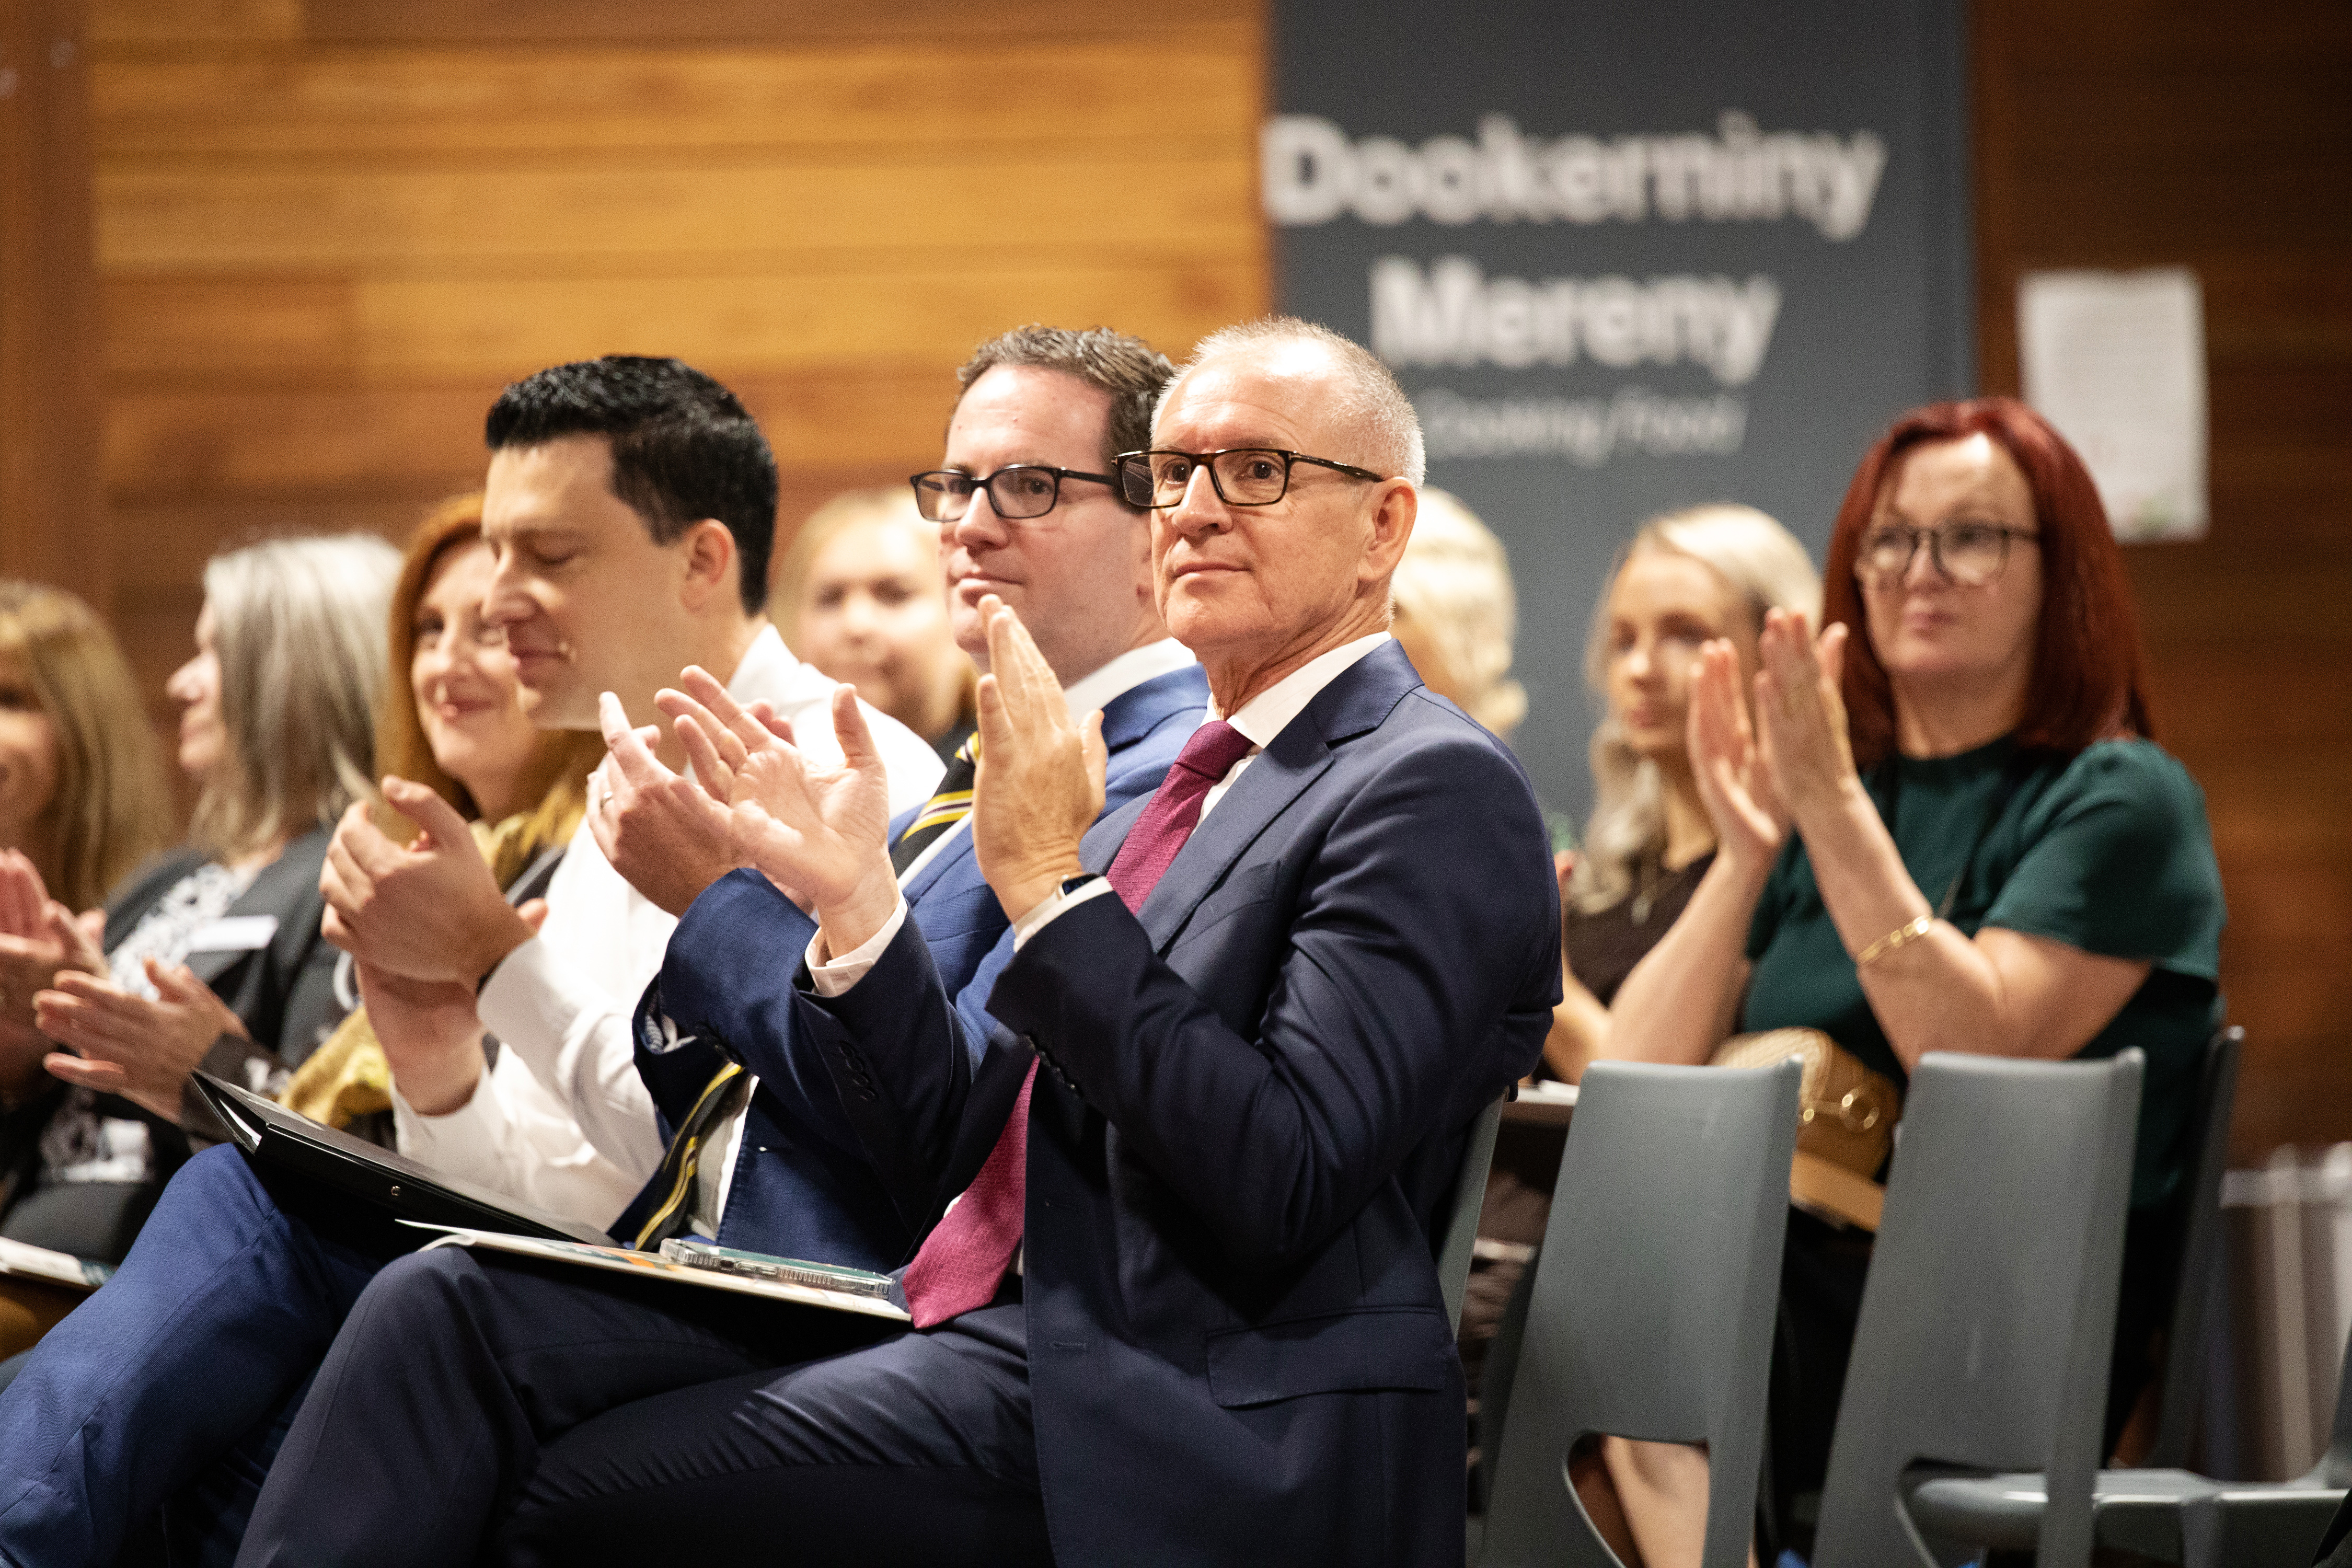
[1975,0,2352,1160]
[1,0,107,601]
[80,0,1268,736]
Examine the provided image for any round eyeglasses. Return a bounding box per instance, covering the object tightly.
[1115,448,1387,510]
[1854,521,2039,589]
[908,465,1121,524]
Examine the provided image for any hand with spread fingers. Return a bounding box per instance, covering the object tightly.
[970,593,1106,925]
[36,958,247,1122]
[1749,608,1855,828]
[656,666,894,948]
[588,690,747,918]
[1685,636,1790,877]
[320,778,534,986]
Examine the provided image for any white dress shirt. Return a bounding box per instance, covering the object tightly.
[687,638,1198,1234]
[392,624,946,1226]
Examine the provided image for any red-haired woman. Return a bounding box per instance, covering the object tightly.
[1604,397,2224,1554]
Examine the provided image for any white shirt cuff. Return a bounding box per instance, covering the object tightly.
[806,898,909,997]
[389,1065,497,1161]
[1011,877,1117,951]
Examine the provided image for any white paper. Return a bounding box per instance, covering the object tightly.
[2019,268,2208,541]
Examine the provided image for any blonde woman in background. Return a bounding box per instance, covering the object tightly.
[1389,488,1530,738]
[1550,506,1822,1082]
[282,496,605,1143]
[6,535,397,1280]
[1466,505,1817,1562]
[771,486,976,760]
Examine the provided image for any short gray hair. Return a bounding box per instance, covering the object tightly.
[195,533,401,857]
[1162,317,1426,485]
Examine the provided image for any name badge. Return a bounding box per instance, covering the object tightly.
[187,915,278,954]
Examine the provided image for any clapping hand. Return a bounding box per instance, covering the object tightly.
[1686,636,1790,875]
[0,853,103,1020]
[37,958,246,1122]
[969,594,1105,924]
[354,895,539,1118]
[655,666,897,949]
[321,780,533,986]
[1749,609,1854,827]
[589,690,758,917]
[0,854,106,1097]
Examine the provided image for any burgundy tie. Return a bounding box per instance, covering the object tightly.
[900,720,1256,1328]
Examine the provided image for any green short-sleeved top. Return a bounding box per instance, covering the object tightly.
[1743,735,2226,1210]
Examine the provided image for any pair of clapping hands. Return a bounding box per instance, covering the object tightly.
[0,849,245,1121]
[590,594,1108,959]
[1687,608,1857,876]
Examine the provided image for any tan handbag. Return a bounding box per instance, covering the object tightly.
[1710,1027,1901,1231]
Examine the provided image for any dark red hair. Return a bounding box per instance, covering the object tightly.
[1823,397,2155,769]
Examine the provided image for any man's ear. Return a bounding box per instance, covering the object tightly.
[676,519,739,613]
[1361,479,1417,587]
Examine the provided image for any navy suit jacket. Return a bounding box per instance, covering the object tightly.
[625,663,1209,1269]
[804,641,1560,1566]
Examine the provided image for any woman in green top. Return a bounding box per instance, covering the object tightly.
[1605,396,2224,1553]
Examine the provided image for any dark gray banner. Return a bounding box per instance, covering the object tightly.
[1270,0,1973,822]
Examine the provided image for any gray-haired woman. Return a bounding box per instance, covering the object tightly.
[8,534,398,1271]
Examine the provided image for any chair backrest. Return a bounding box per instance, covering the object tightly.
[1813,1050,2143,1568]
[2314,1306,2352,1487]
[1481,1058,1802,1568]
[2146,1026,2243,1468]
[1439,1095,1507,1336]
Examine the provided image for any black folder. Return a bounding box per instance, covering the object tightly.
[193,1071,616,1248]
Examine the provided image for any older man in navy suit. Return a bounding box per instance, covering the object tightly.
[237,319,1559,1568]
[584,325,1208,1270]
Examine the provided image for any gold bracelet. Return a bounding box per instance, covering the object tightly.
[1854,914,1935,968]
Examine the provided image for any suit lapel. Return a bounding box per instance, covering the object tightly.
[1097,665,1208,753]
[1098,641,1424,952]
[899,828,972,904]
[1132,724,1330,949]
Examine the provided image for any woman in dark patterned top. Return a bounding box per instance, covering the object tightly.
[7,536,399,1274]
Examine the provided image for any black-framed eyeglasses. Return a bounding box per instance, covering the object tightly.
[907,465,1121,524]
[1114,448,1388,511]
[1855,521,2040,589]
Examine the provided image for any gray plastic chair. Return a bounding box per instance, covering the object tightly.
[1904,1030,2287,1567]
[1440,1096,1508,1335]
[1912,1313,2352,1568]
[1811,1049,2144,1568]
[1479,1057,1802,1568]
[2145,1027,2245,1468]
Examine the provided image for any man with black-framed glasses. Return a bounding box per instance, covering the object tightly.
[232,320,1554,1566]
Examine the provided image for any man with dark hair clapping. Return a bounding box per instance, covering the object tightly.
[239,320,1560,1568]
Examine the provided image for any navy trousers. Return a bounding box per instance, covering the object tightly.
[0,1146,405,1567]
[236,1248,1053,1567]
